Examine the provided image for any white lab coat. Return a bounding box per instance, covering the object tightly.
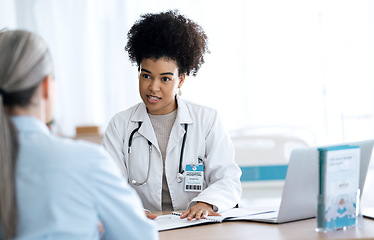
[103,97,242,212]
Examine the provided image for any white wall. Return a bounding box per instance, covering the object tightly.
[3,0,374,146]
[0,0,16,29]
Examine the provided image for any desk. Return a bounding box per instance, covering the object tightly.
[156,212,374,240]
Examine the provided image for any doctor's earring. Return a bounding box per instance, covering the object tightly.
[178,88,182,96]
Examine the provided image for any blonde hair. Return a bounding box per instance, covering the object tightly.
[0,30,53,239]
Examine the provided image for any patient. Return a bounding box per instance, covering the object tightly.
[0,30,158,240]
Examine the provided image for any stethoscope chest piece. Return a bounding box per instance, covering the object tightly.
[177,172,184,183]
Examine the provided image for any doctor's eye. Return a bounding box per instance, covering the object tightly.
[142,74,151,79]
[161,77,171,82]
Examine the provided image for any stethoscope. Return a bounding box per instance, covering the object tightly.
[128,122,188,186]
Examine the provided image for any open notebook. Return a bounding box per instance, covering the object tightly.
[155,208,274,231]
[236,139,374,224]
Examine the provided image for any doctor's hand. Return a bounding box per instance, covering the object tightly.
[145,210,158,220]
[180,202,221,221]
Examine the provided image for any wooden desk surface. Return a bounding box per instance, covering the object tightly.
[156,212,374,240]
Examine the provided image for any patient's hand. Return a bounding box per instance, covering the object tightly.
[98,221,103,234]
[145,210,158,220]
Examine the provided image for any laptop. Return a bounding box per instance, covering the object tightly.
[240,139,374,224]
[363,207,374,219]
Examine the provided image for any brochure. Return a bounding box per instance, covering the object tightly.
[316,145,360,231]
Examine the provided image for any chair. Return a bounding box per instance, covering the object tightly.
[73,125,103,145]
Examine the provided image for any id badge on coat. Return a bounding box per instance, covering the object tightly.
[184,164,204,192]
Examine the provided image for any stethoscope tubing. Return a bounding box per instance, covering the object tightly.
[127,122,188,186]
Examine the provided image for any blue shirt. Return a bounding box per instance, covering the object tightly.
[7,116,158,240]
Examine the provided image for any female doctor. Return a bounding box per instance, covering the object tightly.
[103,10,242,220]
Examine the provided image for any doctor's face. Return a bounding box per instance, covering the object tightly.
[139,57,185,115]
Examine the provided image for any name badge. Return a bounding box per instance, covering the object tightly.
[184,164,204,192]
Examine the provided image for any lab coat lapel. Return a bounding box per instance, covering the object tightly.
[166,97,193,155]
[167,123,186,156]
[130,103,160,153]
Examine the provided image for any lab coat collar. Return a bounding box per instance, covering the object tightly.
[175,96,193,125]
[130,103,158,151]
[11,116,51,135]
[171,96,194,155]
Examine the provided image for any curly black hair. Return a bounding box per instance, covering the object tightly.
[125,9,209,77]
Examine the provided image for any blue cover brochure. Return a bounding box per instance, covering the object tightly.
[317,145,360,231]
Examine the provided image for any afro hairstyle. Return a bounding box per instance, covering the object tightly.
[125,9,209,77]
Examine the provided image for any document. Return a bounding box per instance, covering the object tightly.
[155,208,275,231]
